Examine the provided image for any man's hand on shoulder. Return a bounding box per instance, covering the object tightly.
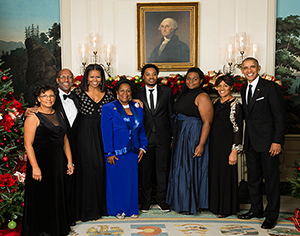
[24,106,38,118]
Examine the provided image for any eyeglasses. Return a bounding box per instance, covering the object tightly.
[58,75,73,79]
[39,95,55,99]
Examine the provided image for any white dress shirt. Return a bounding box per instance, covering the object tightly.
[58,88,78,127]
[246,76,259,104]
[145,84,157,110]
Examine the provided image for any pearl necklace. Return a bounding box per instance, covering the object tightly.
[123,104,129,109]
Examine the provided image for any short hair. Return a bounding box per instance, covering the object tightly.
[81,64,106,92]
[57,68,74,78]
[141,64,159,77]
[33,84,58,105]
[216,75,234,87]
[158,18,178,32]
[115,78,133,92]
[242,57,260,67]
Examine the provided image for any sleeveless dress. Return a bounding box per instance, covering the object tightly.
[75,88,115,221]
[209,98,243,216]
[167,87,209,214]
[21,111,70,236]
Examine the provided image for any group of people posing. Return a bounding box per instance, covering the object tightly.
[21,57,286,236]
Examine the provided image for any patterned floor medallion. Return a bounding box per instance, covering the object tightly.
[86,225,124,235]
[267,227,300,235]
[220,224,259,235]
[131,224,167,235]
[174,223,210,235]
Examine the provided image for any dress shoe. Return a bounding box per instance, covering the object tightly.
[238,211,263,219]
[261,218,276,229]
[158,202,171,213]
[140,202,152,213]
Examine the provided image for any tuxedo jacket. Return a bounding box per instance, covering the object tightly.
[101,101,148,157]
[240,77,286,152]
[53,90,80,143]
[133,85,174,147]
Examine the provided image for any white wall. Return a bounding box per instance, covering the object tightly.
[60,0,276,77]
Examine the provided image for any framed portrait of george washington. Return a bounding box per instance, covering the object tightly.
[137,2,199,71]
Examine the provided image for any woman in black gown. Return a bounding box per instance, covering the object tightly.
[74,64,115,221]
[209,75,243,218]
[22,85,74,236]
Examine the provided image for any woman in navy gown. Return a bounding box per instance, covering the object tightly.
[74,64,115,221]
[167,67,213,215]
[101,79,148,219]
[209,75,243,217]
[22,85,74,236]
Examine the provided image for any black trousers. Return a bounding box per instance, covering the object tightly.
[139,131,171,205]
[246,142,280,220]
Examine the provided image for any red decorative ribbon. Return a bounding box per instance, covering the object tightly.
[286,208,300,231]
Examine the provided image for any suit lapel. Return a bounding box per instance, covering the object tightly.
[248,77,264,113]
[154,85,162,114]
[54,96,71,128]
[141,87,151,114]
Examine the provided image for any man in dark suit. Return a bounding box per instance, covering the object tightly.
[238,58,286,229]
[25,68,79,226]
[133,64,174,212]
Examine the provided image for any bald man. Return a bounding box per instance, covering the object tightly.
[148,18,190,63]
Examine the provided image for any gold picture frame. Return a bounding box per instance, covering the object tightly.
[137,2,199,71]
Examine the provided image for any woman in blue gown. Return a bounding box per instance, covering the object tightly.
[167,67,213,215]
[101,79,148,219]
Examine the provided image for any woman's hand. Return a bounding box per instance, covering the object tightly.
[138,149,144,162]
[228,150,238,165]
[67,164,74,175]
[107,155,119,165]
[32,167,42,181]
[193,144,204,158]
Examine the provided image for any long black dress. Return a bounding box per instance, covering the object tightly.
[75,88,115,221]
[209,98,243,216]
[21,111,70,236]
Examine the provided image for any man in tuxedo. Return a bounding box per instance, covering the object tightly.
[133,64,174,212]
[238,58,286,229]
[25,68,79,226]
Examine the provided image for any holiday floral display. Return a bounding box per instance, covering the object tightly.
[0,59,27,229]
[73,71,281,99]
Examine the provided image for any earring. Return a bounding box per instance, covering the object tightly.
[87,81,89,85]
[129,96,132,101]
[117,94,119,100]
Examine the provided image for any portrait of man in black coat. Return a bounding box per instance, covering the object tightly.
[148,18,190,63]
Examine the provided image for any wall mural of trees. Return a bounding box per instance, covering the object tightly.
[276,15,300,133]
[0,23,61,106]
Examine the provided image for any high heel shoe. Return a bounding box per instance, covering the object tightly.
[116,212,126,219]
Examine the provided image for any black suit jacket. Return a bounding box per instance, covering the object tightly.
[240,77,286,152]
[133,85,174,147]
[53,90,80,145]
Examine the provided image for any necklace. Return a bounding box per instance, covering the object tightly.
[123,104,129,109]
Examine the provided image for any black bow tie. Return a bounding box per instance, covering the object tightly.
[63,94,73,100]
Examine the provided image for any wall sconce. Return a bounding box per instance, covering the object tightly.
[223,32,258,74]
[78,33,113,77]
